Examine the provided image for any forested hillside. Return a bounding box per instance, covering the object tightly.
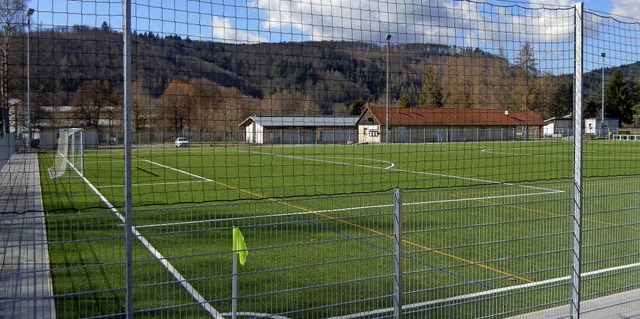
[9,25,638,134]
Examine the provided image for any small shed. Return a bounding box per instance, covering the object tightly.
[543,114,573,137]
[585,118,619,137]
[356,107,545,143]
[239,116,359,144]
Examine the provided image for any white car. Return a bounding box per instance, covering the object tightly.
[175,137,190,147]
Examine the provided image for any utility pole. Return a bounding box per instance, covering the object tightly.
[385,34,391,143]
[26,8,34,150]
[601,52,605,137]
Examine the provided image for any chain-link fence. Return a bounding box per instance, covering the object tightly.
[1,1,640,318]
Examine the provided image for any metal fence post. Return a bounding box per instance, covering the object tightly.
[394,188,403,319]
[123,1,134,317]
[570,3,584,319]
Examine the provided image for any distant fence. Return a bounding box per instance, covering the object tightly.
[38,128,545,149]
[611,134,640,141]
[4,0,640,318]
[0,133,16,170]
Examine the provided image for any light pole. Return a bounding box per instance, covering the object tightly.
[385,34,391,143]
[601,52,605,137]
[26,8,34,150]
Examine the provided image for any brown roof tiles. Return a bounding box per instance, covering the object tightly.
[362,108,544,127]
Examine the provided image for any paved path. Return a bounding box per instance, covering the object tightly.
[509,288,640,318]
[0,153,55,319]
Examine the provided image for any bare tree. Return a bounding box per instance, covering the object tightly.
[0,0,27,135]
[70,80,119,128]
[219,86,257,132]
[512,42,538,110]
[161,80,192,137]
[260,91,319,115]
[131,80,152,133]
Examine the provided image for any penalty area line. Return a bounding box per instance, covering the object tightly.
[244,149,561,194]
[97,180,205,189]
[143,159,533,284]
[244,150,396,170]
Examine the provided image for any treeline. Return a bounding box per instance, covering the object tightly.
[6,24,639,136]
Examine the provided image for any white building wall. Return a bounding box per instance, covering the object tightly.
[245,122,264,144]
[318,129,357,144]
[245,123,254,143]
[585,118,618,136]
[543,123,556,136]
[358,125,381,143]
[544,120,573,137]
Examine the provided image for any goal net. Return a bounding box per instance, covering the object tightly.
[48,128,84,179]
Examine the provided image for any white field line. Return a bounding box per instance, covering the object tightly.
[97,180,203,189]
[245,150,396,169]
[133,190,561,229]
[99,149,562,192]
[220,312,290,319]
[327,262,640,319]
[69,163,223,319]
[145,160,216,183]
[481,148,640,159]
[246,150,563,194]
[83,159,145,165]
[140,155,569,318]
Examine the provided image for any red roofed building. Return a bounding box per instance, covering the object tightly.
[356,107,544,143]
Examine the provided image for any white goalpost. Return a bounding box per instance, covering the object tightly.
[48,128,85,179]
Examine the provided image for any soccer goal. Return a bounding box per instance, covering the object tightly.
[48,128,84,179]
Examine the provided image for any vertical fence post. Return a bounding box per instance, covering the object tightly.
[123,0,134,317]
[393,188,403,319]
[570,3,584,319]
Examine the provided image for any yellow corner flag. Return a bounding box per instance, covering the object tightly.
[232,227,248,266]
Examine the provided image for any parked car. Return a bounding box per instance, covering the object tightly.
[175,137,190,147]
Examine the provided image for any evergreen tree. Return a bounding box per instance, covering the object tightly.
[347,98,365,115]
[515,42,537,75]
[605,69,635,124]
[419,66,445,108]
[399,91,410,108]
[549,79,573,117]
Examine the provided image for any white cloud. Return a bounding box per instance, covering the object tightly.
[610,0,640,20]
[248,0,576,46]
[211,16,267,44]
[254,0,458,43]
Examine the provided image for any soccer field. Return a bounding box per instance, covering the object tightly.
[40,140,639,210]
[38,140,640,318]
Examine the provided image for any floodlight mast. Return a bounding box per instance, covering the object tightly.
[385,34,391,143]
[601,52,605,138]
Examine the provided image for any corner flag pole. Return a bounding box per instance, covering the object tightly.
[232,251,238,319]
[232,227,248,319]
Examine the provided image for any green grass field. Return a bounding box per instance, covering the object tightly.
[38,140,640,318]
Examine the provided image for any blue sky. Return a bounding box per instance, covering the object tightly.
[30,0,640,72]
[31,1,622,41]
[582,0,611,14]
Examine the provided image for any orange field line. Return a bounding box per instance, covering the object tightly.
[142,158,532,282]
[212,179,533,283]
